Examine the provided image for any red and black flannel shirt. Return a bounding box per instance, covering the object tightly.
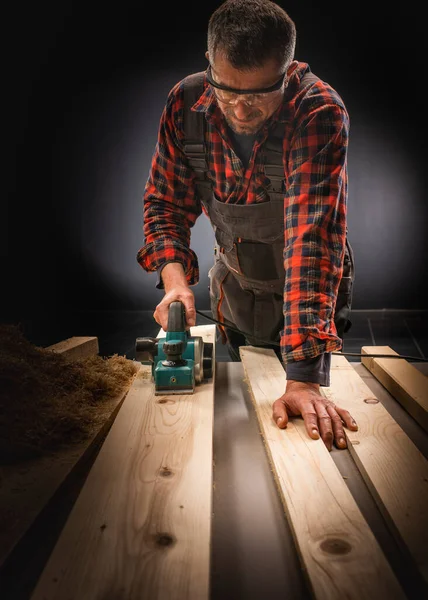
[137,61,350,365]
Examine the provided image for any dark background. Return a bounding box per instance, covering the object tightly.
[2,1,427,332]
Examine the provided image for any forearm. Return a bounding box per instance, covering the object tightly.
[281,206,345,363]
[137,190,201,284]
[281,104,349,364]
[161,262,188,292]
[136,80,202,286]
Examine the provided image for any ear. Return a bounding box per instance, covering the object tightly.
[205,51,210,62]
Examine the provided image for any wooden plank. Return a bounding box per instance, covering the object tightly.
[46,336,99,362]
[361,345,428,432]
[31,325,216,600]
[0,392,129,569]
[240,346,406,600]
[323,352,428,586]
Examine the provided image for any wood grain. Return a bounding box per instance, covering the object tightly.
[240,346,405,600]
[324,352,428,585]
[361,345,428,432]
[31,325,216,600]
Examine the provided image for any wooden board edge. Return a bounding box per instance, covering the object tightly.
[46,337,99,362]
[327,352,428,586]
[361,346,428,433]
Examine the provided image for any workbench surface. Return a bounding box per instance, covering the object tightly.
[1,360,427,600]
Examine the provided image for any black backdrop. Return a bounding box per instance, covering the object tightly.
[2,1,427,327]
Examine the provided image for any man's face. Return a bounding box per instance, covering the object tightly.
[206,52,286,136]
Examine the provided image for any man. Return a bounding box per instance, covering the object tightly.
[137,0,358,450]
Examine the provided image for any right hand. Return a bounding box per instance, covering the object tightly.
[153,287,196,331]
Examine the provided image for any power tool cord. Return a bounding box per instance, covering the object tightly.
[195,309,427,363]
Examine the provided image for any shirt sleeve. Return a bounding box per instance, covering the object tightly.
[136,81,202,286]
[285,352,331,387]
[281,91,350,365]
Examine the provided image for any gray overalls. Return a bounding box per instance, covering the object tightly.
[182,72,355,358]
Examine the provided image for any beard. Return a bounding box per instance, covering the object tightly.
[223,107,265,135]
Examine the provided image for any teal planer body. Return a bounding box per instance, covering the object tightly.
[135,301,213,395]
[153,329,196,394]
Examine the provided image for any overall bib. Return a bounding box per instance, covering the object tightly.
[182,73,355,358]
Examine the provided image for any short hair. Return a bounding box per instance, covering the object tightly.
[207,0,296,73]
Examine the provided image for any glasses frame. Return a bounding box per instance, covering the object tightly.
[206,64,287,96]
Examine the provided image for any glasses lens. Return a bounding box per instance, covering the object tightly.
[214,88,238,103]
[207,66,286,106]
[214,89,272,107]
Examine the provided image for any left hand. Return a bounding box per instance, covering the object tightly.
[272,380,358,451]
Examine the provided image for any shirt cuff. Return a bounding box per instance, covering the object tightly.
[136,241,199,288]
[285,352,331,387]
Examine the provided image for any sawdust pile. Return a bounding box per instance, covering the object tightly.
[0,323,140,464]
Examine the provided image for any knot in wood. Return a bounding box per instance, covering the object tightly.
[155,533,176,547]
[320,538,352,555]
[160,467,173,477]
[157,396,176,404]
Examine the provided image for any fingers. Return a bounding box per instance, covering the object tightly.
[153,289,196,331]
[153,306,163,329]
[183,304,197,328]
[272,399,289,429]
[153,304,169,331]
[325,404,347,449]
[314,402,334,451]
[314,401,357,450]
[300,405,320,440]
[271,388,358,450]
[335,405,358,432]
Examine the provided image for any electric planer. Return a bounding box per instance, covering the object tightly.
[135,301,214,395]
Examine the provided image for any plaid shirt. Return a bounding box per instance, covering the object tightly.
[137,61,349,365]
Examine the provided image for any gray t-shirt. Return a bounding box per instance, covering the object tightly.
[226,125,257,169]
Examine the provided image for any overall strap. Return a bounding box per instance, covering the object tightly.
[263,70,320,196]
[182,72,210,192]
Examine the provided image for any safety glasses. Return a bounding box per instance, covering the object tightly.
[206,64,287,106]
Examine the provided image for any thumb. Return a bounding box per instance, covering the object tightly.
[272,400,289,429]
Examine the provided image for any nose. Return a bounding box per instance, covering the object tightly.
[233,98,253,120]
